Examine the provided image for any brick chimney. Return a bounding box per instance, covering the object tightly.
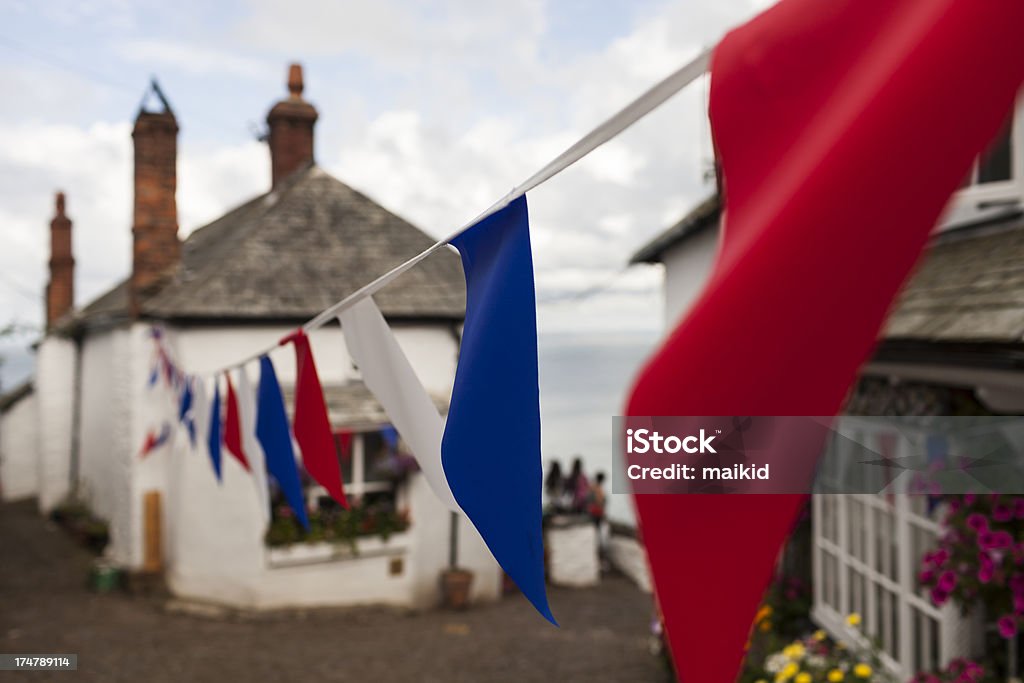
[131,80,180,315]
[45,191,75,328]
[266,63,318,189]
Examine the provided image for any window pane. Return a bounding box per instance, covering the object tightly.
[977,116,1013,184]
[362,431,391,484]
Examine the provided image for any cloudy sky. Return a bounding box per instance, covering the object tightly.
[0,0,771,386]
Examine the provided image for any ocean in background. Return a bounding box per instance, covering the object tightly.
[538,329,660,526]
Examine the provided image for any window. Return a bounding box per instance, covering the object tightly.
[308,430,401,509]
[812,430,969,679]
[948,98,1023,217]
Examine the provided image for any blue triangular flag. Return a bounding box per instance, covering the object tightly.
[178,377,196,447]
[443,195,554,624]
[208,381,223,482]
[255,355,309,530]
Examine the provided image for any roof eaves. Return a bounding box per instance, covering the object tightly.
[630,194,721,265]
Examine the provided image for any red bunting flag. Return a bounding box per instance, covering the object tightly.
[335,430,353,462]
[626,1,1024,681]
[223,372,250,471]
[281,329,349,508]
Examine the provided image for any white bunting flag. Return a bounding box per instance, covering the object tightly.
[191,377,210,453]
[236,365,272,525]
[338,296,461,513]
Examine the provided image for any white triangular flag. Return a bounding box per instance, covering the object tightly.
[191,377,210,454]
[338,296,461,513]
[236,365,272,525]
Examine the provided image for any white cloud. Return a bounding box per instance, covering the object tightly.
[0,0,769,343]
[117,40,273,80]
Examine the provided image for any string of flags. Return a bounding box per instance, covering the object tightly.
[131,46,715,625]
[140,196,554,623]
[133,1,1024,678]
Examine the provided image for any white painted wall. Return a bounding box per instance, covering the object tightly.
[149,319,500,610]
[660,227,719,329]
[0,391,39,501]
[35,336,76,512]
[77,327,136,564]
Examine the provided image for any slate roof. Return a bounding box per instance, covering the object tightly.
[78,165,465,327]
[884,214,1024,344]
[633,194,1024,345]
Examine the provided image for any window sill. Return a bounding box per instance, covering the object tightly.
[266,532,410,569]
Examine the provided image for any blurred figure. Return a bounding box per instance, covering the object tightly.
[565,457,590,514]
[544,460,566,513]
[588,472,607,525]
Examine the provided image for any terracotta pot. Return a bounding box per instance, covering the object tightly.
[441,568,474,610]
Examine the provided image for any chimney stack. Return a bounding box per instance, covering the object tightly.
[266,63,318,189]
[131,81,180,315]
[46,191,75,328]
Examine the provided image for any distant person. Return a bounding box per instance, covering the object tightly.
[588,472,607,525]
[565,457,590,514]
[544,460,566,513]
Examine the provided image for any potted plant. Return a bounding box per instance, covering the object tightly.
[441,511,474,609]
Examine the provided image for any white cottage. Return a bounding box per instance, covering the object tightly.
[631,97,1024,677]
[0,64,501,610]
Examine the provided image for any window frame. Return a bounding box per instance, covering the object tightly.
[305,430,402,508]
[946,94,1024,216]
[811,431,971,679]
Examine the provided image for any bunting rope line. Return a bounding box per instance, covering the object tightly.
[196,45,713,377]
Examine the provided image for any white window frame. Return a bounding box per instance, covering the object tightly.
[305,431,400,508]
[811,431,972,679]
[946,94,1024,216]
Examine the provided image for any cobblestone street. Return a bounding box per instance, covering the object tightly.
[0,501,664,682]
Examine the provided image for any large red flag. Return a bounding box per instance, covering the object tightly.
[627,1,1024,681]
[282,330,349,508]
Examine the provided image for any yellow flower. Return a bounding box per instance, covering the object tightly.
[853,663,872,678]
[828,669,845,682]
[813,629,827,642]
[782,642,806,661]
[776,662,799,682]
[795,673,812,683]
[846,613,862,627]
[755,680,768,683]
[759,619,773,632]
[756,605,774,623]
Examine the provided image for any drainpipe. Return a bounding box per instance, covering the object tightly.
[68,331,83,496]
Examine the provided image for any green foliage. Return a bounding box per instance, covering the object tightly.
[264,501,410,549]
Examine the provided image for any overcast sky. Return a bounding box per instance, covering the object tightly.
[0,0,771,385]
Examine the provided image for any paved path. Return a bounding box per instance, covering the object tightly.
[0,501,664,682]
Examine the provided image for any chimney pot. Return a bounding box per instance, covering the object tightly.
[46,190,75,328]
[267,62,318,189]
[287,63,304,98]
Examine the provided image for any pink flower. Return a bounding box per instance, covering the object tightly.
[998,615,1018,639]
[925,549,950,567]
[918,568,936,584]
[1015,594,1024,614]
[993,503,1014,522]
[938,570,957,592]
[1014,497,1024,519]
[966,513,988,533]
[978,564,994,584]
[931,587,950,606]
[979,530,1012,550]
